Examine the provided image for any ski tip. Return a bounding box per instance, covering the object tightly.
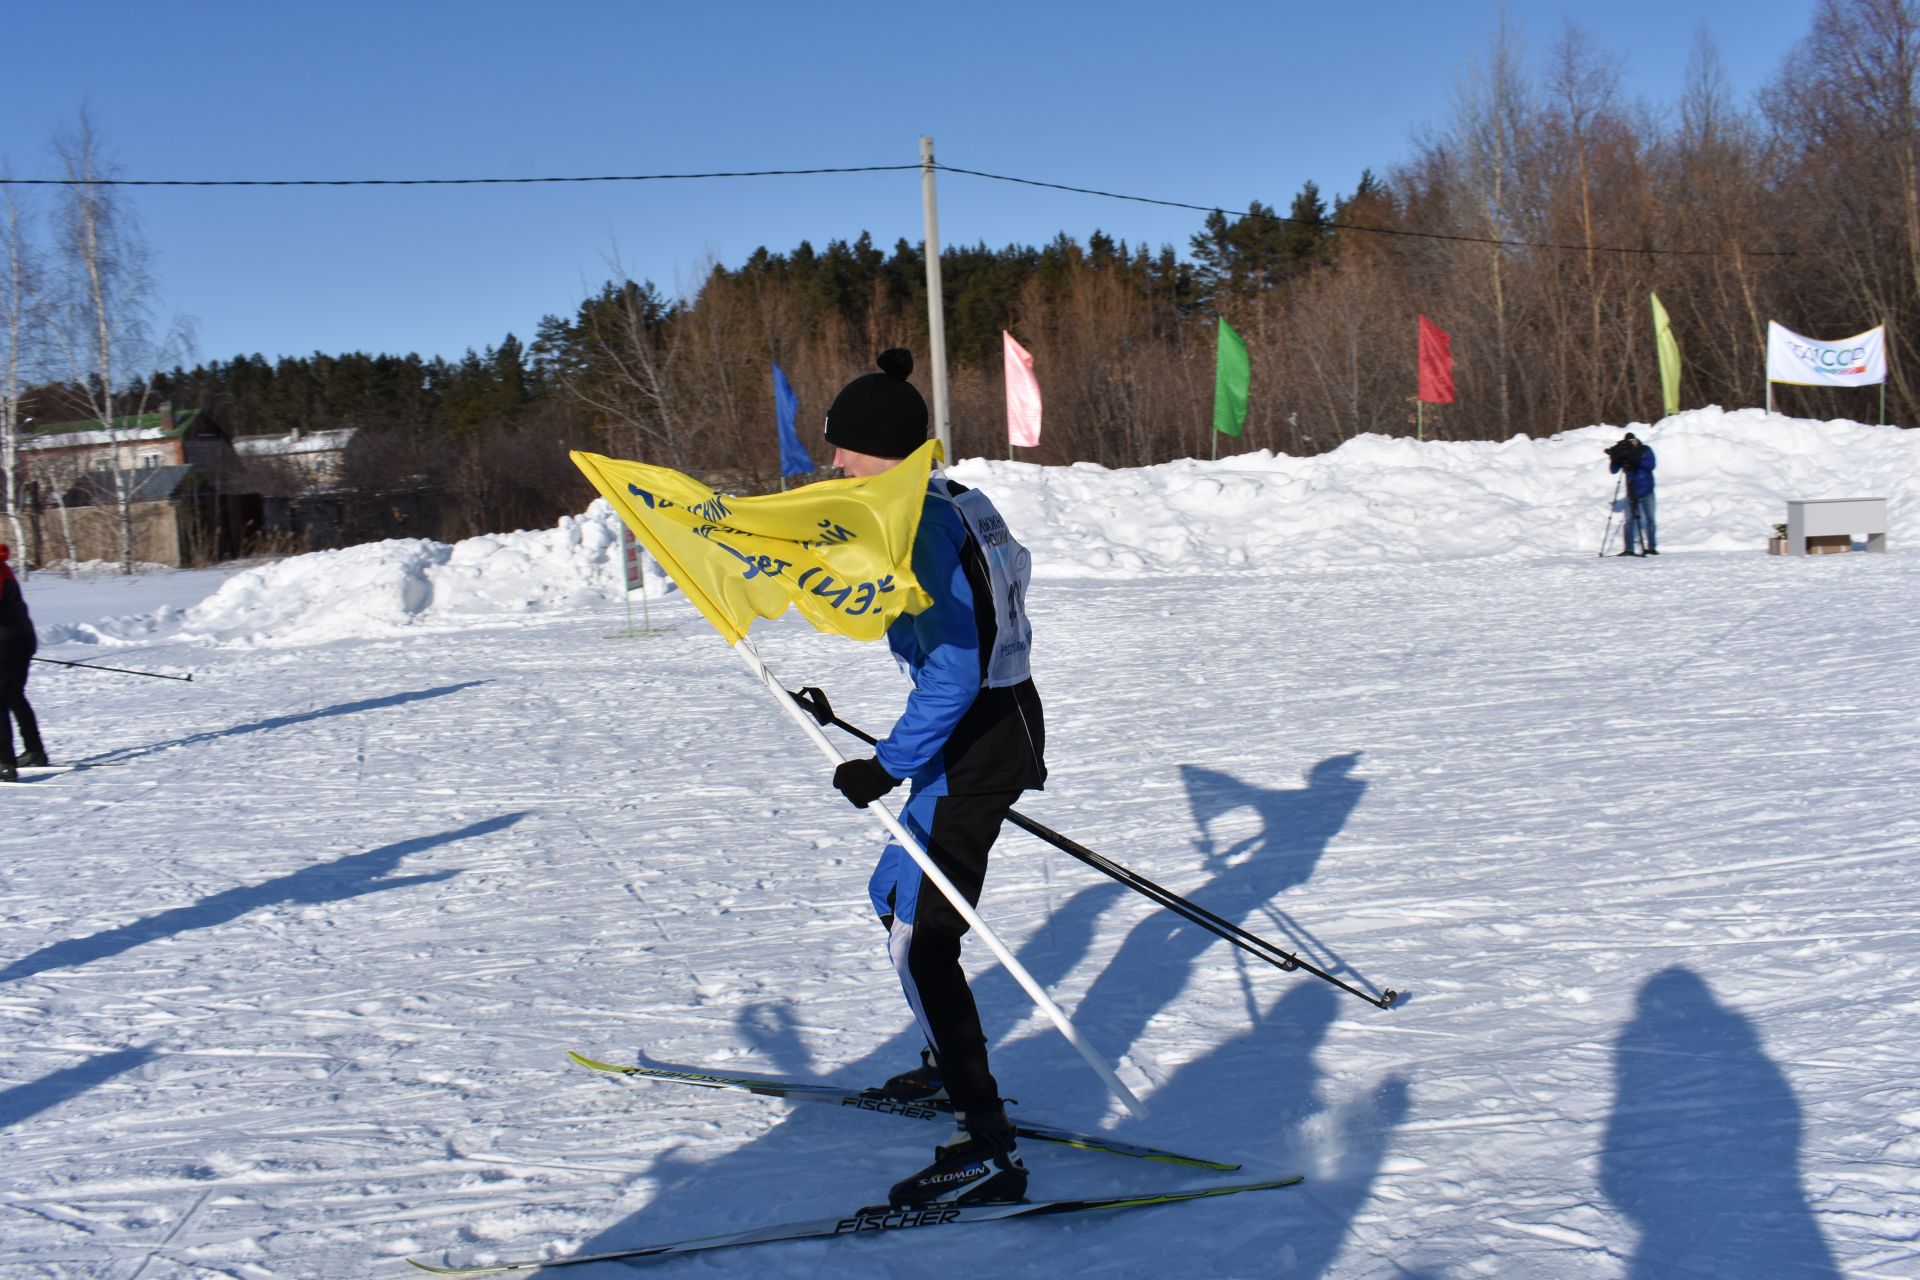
[408,1259,514,1276]
[566,1049,630,1074]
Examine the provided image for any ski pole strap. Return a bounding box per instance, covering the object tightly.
[794,688,1397,1010]
[792,686,844,731]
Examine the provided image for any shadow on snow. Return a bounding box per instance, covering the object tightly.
[80,680,490,764]
[1601,966,1839,1278]
[0,813,522,985]
[0,1046,160,1132]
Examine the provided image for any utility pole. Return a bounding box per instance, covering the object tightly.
[920,136,952,460]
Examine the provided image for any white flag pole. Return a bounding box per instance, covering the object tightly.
[730,638,1148,1120]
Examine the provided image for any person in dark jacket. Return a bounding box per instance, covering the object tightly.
[1609,432,1659,556]
[821,349,1046,1210]
[0,544,48,780]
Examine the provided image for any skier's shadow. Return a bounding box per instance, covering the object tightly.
[563,967,1407,1278]
[1003,754,1369,1064]
[81,680,489,764]
[1600,967,1839,1278]
[555,868,1131,1275]
[0,1046,158,1131]
[553,761,1383,1274]
[1145,981,1412,1278]
[0,814,519,985]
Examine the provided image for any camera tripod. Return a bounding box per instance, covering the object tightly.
[1597,477,1623,556]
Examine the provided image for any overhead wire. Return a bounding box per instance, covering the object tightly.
[0,157,1795,258]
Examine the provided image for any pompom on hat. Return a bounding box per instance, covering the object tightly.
[824,348,928,459]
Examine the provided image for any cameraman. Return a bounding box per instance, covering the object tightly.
[1606,432,1658,557]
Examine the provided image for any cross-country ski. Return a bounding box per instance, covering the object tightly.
[406,1177,1303,1274]
[567,1050,1241,1169]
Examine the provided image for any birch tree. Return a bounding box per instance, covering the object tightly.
[50,113,170,574]
[1,174,39,565]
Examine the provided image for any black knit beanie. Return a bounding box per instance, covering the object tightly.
[824,348,928,458]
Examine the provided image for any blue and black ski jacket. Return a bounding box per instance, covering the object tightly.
[873,476,1045,797]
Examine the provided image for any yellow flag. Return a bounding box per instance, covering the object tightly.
[1651,291,1682,417]
[571,442,938,644]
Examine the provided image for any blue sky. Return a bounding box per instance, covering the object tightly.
[5,1,1819,369]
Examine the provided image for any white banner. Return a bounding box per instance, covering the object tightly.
[1767,321,1887,387]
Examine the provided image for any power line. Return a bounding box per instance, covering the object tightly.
[0,163,922,187]
[932,163,1799,259]
[0,157,1797,259]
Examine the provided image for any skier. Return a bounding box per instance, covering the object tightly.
[820,349,1047,1208]
[0,544,48,781]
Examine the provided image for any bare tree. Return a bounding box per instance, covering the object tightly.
[1448,12,1538,438]
[1766,0,1920,417]
[1548,22,1629,419]
[554,246,692,467]
[49,112,188,574]
[0,172,40,565]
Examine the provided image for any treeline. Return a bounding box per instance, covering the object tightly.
[25,0,1919,547]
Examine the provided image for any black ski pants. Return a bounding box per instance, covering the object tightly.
[870,788,1023,1117]
[0,648,43,766]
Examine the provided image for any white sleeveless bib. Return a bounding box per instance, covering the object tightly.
[939,479,1034,688]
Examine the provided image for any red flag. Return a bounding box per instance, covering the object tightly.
[1417,314,1455,404]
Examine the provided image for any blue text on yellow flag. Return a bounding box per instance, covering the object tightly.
[571,442,937,644]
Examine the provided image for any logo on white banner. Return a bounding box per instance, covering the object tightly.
[1767,321,1887,387]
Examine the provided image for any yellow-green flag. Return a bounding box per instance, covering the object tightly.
[571,442,937,644]
[1212,316,1251,437]
[1651,292,1681,417]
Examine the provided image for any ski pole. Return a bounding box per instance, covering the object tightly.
[1598,477,1622,557]
[791,686,1399,1010]
[32,656,193,682]
[750,654,1149,1119]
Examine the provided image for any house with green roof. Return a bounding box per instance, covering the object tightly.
[18,405,235,482]
[11,405,241,567]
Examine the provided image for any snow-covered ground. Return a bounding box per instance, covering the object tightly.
[2,407,1916,1278]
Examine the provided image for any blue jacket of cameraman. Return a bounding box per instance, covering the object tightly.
[1611,441,1656,498]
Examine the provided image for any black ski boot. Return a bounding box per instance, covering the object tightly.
[864,1047,947,1103]
[1,763,15,782]
[887,1103,1027,1208]
[16,748,47,768]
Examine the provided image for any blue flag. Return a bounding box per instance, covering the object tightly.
[773,362,813,478]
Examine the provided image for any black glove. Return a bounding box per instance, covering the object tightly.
[833,756,899,809]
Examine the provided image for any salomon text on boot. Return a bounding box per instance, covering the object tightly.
[887,1103,1027,1208]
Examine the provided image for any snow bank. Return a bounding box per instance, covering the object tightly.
[950,407,1920,577]
[43,504,653,648]
[39,407,1920,647]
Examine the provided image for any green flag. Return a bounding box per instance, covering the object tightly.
[1651,291,1681,417]
[1212,316,1250,438]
